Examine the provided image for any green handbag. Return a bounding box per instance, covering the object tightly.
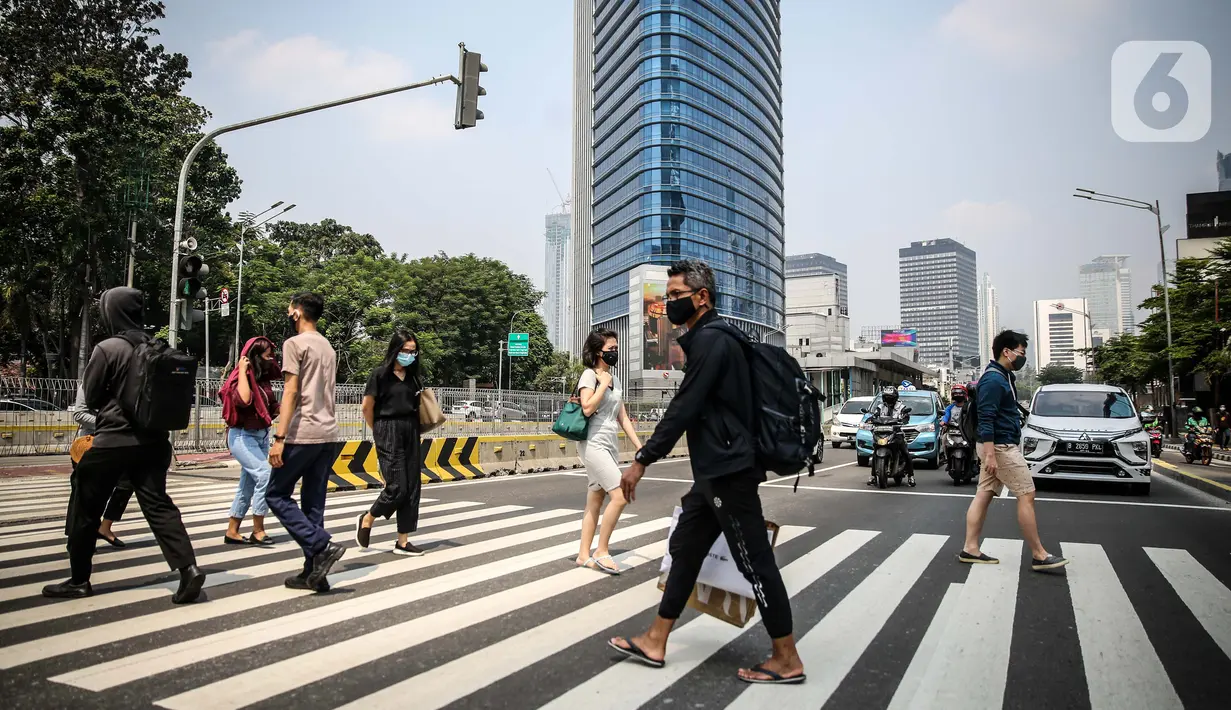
[552,389,591,441]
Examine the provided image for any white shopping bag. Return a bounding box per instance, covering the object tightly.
[658,505,777,598]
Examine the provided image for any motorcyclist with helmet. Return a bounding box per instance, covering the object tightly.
[867,385,915,487]
[1185,406,1211,457]
[942,384,968,429]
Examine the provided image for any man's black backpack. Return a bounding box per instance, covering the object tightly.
[959,366,1026,443]
[116,331,198,431]
[713,325,823,490]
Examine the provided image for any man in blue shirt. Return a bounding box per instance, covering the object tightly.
[959,330,1069,571]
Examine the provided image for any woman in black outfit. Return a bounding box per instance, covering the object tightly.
[355,330,425,556]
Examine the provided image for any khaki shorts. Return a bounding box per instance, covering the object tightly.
[976,444,1035,497]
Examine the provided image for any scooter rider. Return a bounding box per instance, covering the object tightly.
[867,386,915,487]
[1185,407,1211,456]
[1141,406,1161,430]
[942,385,968,429]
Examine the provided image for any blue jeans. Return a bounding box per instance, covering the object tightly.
[228,428,272,518]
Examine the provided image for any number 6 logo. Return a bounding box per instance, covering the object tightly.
[1112,41,1211,143]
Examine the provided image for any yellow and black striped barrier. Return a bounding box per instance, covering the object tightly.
[327,437,487,492]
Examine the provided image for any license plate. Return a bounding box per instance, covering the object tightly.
[1065,442,1103,454]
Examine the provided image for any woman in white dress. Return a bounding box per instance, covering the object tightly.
[574,329,643,575]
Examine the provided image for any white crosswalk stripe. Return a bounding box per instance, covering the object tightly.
[0,477,1228,709]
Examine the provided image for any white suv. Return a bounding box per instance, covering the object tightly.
[1021,384,1152,495]
[829,396,874,449]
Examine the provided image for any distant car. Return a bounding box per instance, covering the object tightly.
[484,401,527,421]
[451,400,485,421]
[855,390,944,469]
[829,396,874,448]
[1021,384,1151,495]
[0,397,62,412]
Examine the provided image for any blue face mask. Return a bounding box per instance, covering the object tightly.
[397,352,416,367]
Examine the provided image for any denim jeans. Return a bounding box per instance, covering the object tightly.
[228,428,272,518]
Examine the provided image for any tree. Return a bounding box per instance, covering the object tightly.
[531,351,585,394]
[1088,333,1154,396]
[1038,364,1084,386]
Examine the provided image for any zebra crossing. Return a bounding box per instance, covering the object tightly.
[0,474,1228,708]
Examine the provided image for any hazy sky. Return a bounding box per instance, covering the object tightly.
[157,0,1230,335]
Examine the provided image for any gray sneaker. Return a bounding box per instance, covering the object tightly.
[1031,554,1070,571]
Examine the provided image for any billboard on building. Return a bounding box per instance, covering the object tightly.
[1186,190,1231,239]
[880,329,918,347]
[641,279,686,372]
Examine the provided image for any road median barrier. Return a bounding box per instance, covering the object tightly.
[326,431,688,492]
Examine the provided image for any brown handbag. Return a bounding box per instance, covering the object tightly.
[419,388,447,434]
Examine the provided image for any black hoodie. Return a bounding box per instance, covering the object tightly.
[82,287,164,448]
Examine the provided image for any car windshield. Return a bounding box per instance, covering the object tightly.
[874,393,936,416]
[840,400,868,415]
[1032,390,1135,419]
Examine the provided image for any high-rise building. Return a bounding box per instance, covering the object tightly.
[977,272,999,365]
[543,210,571,351]
[571,0,786,396]
[786,253,847,315]
[898,238,978,365]
[785,273,848,367]
[1079,255,1134,337]
[1218,150,1231,191]
[1033,298,1092,372]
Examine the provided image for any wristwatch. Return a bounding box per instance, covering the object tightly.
[273,435,286,442]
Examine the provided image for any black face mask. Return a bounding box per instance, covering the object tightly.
[286,313,300,337]
[666,297,697,326]
[1010,353,1027,371]
[601,351,619,367]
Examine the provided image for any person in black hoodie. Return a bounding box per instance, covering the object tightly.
[44,287,205,603]
[608,259,805,686]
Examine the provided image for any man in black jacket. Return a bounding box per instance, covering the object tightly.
[609,259,805,685]
[44,287,204,603]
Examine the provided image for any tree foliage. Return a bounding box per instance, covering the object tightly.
[1037,364,1084,386]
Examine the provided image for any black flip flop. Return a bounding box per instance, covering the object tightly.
[607,638,664,668]
[738,664,806,685]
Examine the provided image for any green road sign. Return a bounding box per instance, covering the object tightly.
[508,332,530,357]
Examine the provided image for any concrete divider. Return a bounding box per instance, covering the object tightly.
[325,431,689,492]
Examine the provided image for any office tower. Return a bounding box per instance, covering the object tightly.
[977,272,999,365]
[899,238,979,365]
[1033,298,1092,371]
[543,210,571,351]
[1079,255,1135,337]
[786,253,848,315]
[1219,150,1231,191]
[572,0,785,396]
[785,272,848,366]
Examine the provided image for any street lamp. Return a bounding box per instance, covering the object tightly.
[1073,188,1177,433]
[1050,302,1095,377]
[233,202,295,359]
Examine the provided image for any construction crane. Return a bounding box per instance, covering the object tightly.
[546,167,571,214]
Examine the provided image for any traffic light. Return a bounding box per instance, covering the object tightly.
[454,43,487,129]
[176,255,208,331]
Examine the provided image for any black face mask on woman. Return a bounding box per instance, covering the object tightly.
[601,351,619,367]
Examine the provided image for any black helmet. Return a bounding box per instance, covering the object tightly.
[882,386,899,407]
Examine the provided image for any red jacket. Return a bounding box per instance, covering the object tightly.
[221,336,281,429]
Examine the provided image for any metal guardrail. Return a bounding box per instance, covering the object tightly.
[0,377,675,456]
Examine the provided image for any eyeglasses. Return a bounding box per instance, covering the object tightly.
[666,289,695,301]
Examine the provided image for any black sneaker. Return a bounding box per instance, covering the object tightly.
[907,475,917,487]
[284,572,330,592]
[307,542,345,588]
[355,512,372,548]
[42,580,93,599]
[957,551,1000,564]
[1032,554,1070,571]
[393,541,426,557]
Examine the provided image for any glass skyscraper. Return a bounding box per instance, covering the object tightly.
[571,0,785,358]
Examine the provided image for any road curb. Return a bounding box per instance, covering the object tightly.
[1153,458,1231,503]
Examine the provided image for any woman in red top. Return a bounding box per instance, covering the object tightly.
[220,337,281,545]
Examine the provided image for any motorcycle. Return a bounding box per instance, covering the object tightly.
[1184,427,1214,466]
[944,424,978,485]
[1148,427,1162,458]
[870,407,912,489]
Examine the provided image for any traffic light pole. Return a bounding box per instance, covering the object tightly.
[167,73,460,348]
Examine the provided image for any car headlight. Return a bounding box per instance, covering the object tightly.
[1023,437,1039,456]
[1132,441,1148,457]
[917,423,935,433]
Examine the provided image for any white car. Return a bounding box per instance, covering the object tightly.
[1021,384,1152,495]
[451,400,484,420]
[829,396,874,449]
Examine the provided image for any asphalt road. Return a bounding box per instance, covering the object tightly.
[0,447,1227,709]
